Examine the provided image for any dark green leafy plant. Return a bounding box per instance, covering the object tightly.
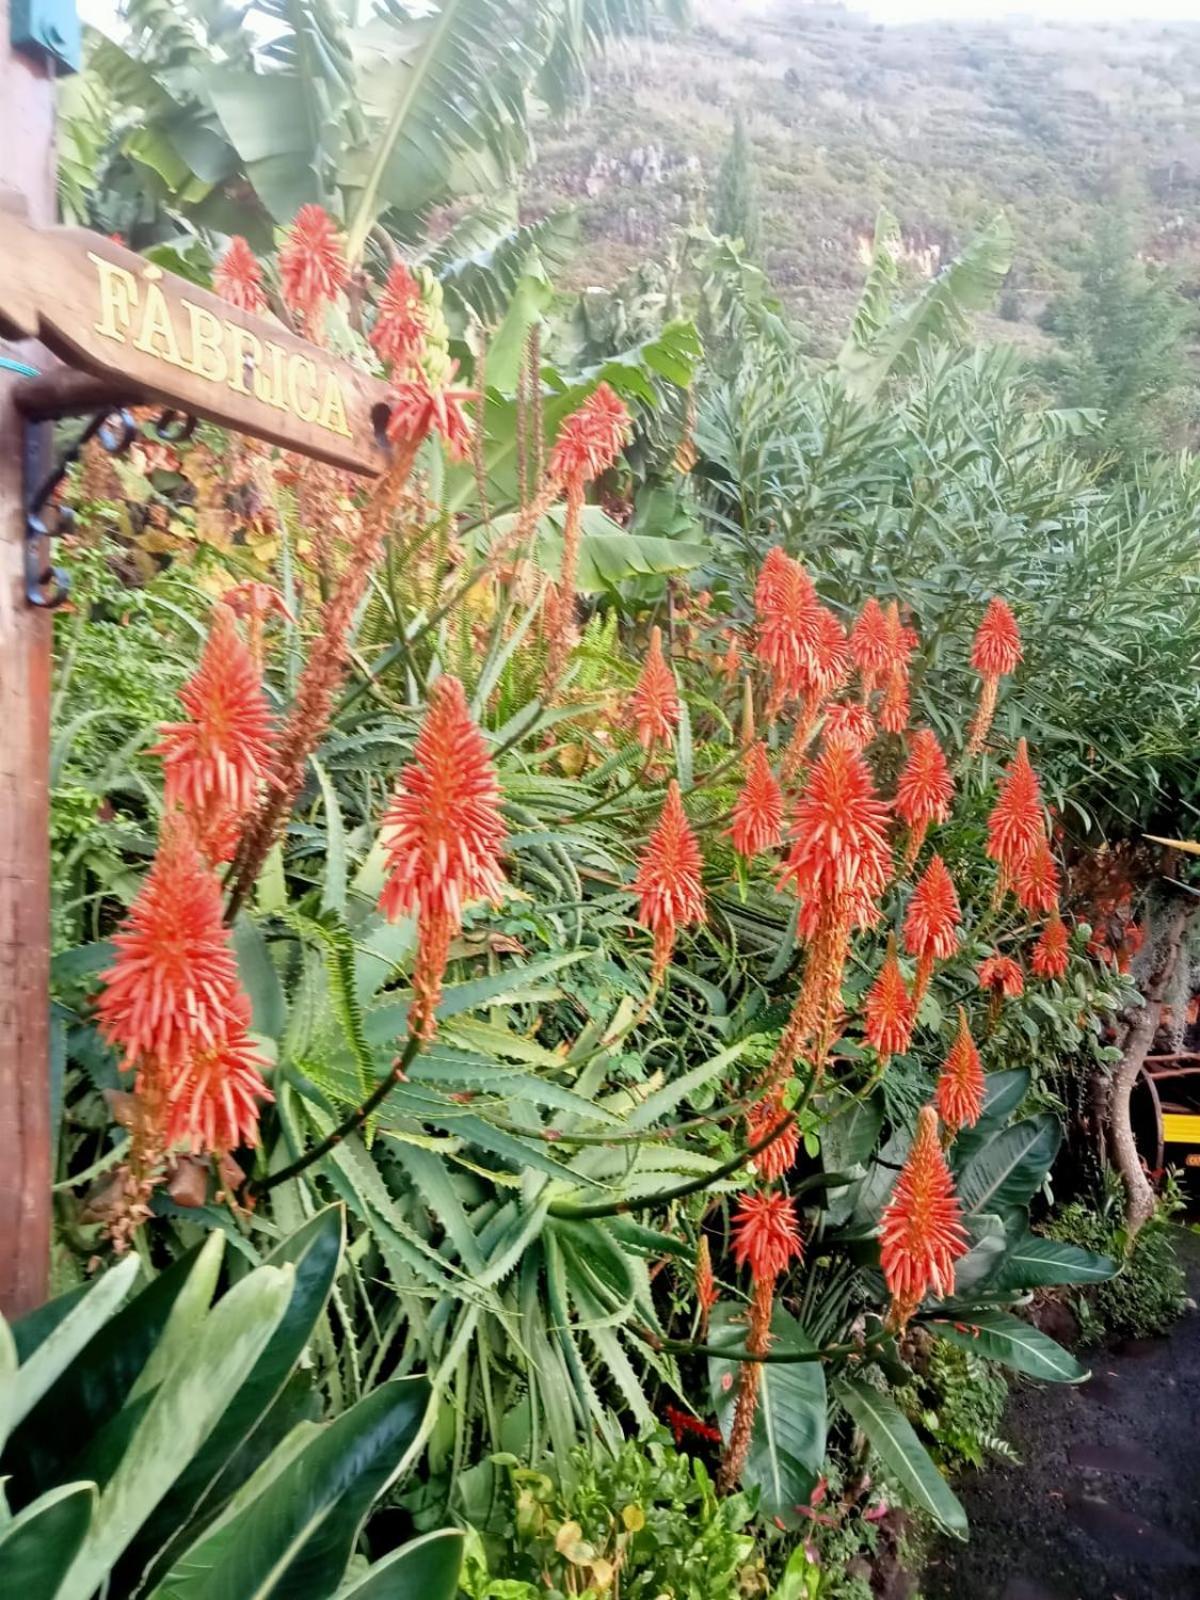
[0,1208,462,1599]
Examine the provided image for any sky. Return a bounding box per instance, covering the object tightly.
[861,0,1200,18]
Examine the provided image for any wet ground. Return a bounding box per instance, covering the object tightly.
[925,1231,1200,1600]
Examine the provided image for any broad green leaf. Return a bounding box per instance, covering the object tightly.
[130,1231,225,1403]
[992,1233,1117,1290]
[61,1265,293,1600]
[0,1313,17,1453]
[8,1255,139,1434]
[204,69,320,221]
[956,1116,1061,1217]
[837,1379,967,1537]
[819,1096,883,1170]
[950,1069,1032,1167]
[477,506,708,593]
[926,1310,1088,1383]
[0,1483,96,1598]
[133,1210,346,1577]
[708,1303,826,1529]
[150,1378,431,1599]
[838,211,1013,401]
[336,1529,464,1598]
[8,1249,203,1497]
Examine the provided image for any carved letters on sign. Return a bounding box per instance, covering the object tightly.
[0,217,392,474]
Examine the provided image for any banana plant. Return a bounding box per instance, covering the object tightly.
[0,1208,462,1599]
[64,0,687,257]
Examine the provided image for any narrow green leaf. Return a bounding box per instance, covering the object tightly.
[837,1378,967,1537]
[312,757,348,914]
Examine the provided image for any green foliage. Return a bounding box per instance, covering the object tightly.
[1040,207,1196,459]
[1043,1171,1190,1341]
[66,0,683,260]
[696,329,1200,836]
[712,113,761,262]
[459,1430,763,1600]
[897,1339,1013,1474]
[0,1210,460,1599]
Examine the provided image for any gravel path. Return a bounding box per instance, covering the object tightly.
[924,1231,1200,1600]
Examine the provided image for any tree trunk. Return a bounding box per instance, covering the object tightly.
[1108,894,1194,1244]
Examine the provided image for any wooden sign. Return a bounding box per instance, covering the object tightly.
[0,217,393,475]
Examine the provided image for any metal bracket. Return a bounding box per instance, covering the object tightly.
[23,402,197,608]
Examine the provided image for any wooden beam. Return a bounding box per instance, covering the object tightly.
[0,0,56,1315]
[0,218,393,475]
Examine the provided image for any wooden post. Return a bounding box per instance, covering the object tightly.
[0,0,57,1315]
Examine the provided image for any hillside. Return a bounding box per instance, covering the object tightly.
[524,0,1200,352]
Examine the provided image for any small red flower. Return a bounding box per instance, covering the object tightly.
[879,1104,969,1330]
[696,1233,718,1332]
[665,1403,723,1448]
[968,598,1021,755]
[895,729,953,840]
[633,780,706,985]
[732,1189,804,1284]
[371,260,426,371]
[754,547,820,711]
[154,605,275,863]
[278,204,348,325]
[163,1027,272,1155]
[824,701,876,753]
[1032,912,1070,980]
[903,855,961,965]
[213,235,266,314]
[718,631,742,681]
[978,953,1025,998]
[747,1091,800,1181]
[1016,837,1061,916]
[379,676,508,1038]
[96,819,250,1074]
[386,366,476,460]
[550,382,631,486]
[806,606,851,704]
[936,1008,985,1137]
[630,625,681,752]
[864,936,914,1061]
[986,739,1045,881]
[778,741,892,936]
[971,598,1022,678]
[878,602,918,735]
[730,741,785,859]
[849,597,892,695]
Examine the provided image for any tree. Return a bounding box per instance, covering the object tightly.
[713,112,762,262]
[1041,208,1196,459]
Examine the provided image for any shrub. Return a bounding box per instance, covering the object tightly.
[898,1338,1014,1473]
[459,1431,765,1599]
[1043,1170,1189,1341]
